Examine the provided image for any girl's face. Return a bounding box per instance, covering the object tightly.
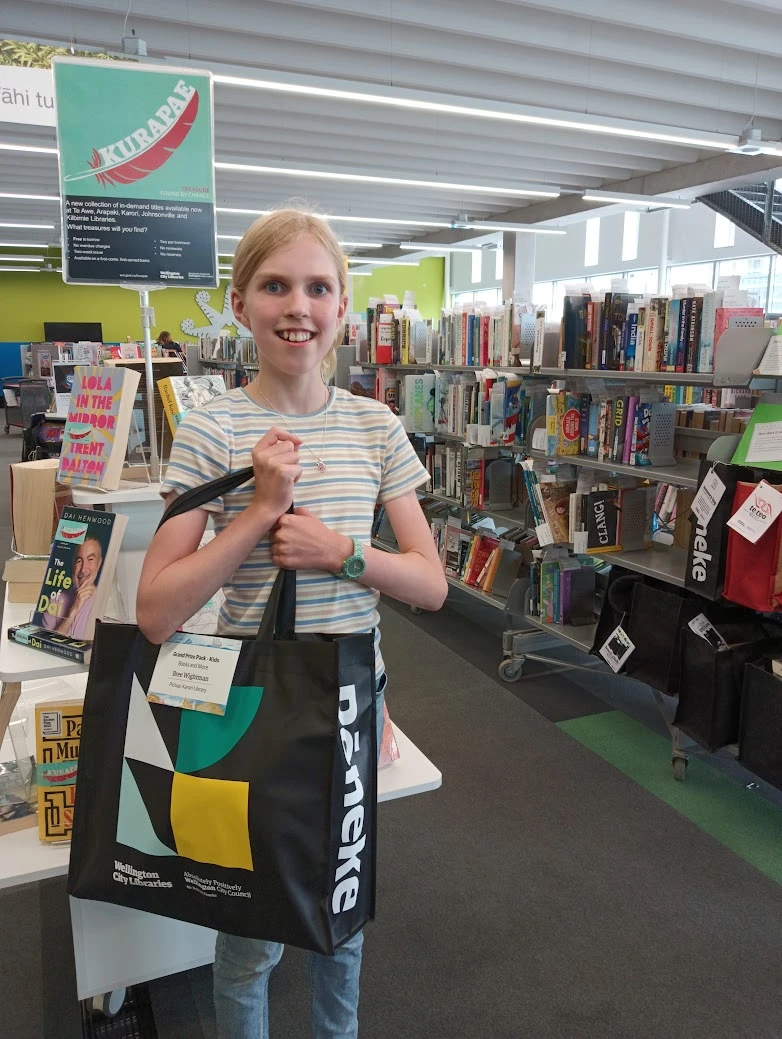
[232,235,347,379]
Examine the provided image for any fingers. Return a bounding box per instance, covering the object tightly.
[254,426,302,450]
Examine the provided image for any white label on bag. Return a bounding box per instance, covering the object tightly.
[688,613,728,650]
[599,624,635,673]
[726,479,782,544]
[691,467,726,528]
[148,632,242,715]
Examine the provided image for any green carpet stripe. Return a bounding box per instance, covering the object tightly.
[558,710,782,886]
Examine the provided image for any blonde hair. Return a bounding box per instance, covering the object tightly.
[231,207,347,383]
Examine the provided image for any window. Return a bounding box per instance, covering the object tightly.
[452,288,502,307]
[584,218,600,267]
[714,213,736,249]
[471,250,482,283]
[532,281,554,313]
[667,262,715,293]
[716,255,771,308]
[622,211,640,262]
[768,255,782,315]
[495,246,503,281]
[626,268,658,295]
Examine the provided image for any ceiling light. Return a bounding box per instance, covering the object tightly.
[214,161,558,198]
[0,192,59,202]
[400,244,487,253]
[213,74,734,151]
[581,191,691,209]
[216,208,454,228]
[469,223,566,234]
[217,234,242,240]
[339,241,384,248]
[349,271,372,276]
[0,255,44,262]
[0,241,50,248]
[0,222,55,229]
[0,142,57,154]
[0,266,40,272]
[348,258,420,266]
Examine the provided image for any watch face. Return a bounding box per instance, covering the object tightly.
[344,555,366,580]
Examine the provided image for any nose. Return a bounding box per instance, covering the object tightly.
[284,286,310,318]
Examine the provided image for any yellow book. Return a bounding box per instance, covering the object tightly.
[157,376,180,436]
[35,699,82,843]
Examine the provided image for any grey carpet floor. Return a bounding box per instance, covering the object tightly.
[148,604,782,1039]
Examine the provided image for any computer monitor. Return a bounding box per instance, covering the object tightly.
[43,321,103,342]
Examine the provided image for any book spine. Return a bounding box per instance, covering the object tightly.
[686,297,703,373]
[622,397,638,464]
[8,625,88,663]
[579,394,590,455]
[586,404,599,458]
[675,298,691,373]
[698,291,721,373]
[600,293,612,370]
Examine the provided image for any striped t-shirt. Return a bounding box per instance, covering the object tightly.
[161,386,430,677]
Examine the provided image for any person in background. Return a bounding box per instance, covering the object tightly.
[156,330,189,372]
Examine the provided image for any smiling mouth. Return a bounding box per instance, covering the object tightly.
[276,330,315,343]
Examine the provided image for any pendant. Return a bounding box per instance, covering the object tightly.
[316,460,326,472]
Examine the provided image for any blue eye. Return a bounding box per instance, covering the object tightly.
[311,282,329,296]
[265,281,282,293]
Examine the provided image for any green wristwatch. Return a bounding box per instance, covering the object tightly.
[340,538,366,580]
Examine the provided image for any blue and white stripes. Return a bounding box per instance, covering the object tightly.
[161,386,430,677]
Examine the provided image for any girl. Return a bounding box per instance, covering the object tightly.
[136,208,447,1039]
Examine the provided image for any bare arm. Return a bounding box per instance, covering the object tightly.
[136,426,303,644]
[272,489,448,612]
[136,497,280,644]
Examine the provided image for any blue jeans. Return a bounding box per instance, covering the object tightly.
[213,680,386,1039]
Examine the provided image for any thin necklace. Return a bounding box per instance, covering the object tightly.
[255,384,331,472]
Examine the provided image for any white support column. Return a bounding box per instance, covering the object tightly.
[502,232,537,301]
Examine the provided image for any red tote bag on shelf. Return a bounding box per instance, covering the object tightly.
[723,482,782,612]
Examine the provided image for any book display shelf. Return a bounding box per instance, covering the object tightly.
[359,318,782,783]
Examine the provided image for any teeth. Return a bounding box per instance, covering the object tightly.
[279,330,313,342]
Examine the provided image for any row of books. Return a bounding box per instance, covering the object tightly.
[519,459,656,553]
[528,556,598,627]
[652,483,695,548]
[548,285,764,374]
[350,293,434,366]
[198,334,257,364]
[438,302,518,368]
[674,404,754,435]
[543,390,673,467]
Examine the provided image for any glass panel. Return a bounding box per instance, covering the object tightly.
[715,255,771,308]
[473,288,502,307]
[768,255,782,315]
[626,268,659,295]
[667,262,715,292]
[532,281,554,312]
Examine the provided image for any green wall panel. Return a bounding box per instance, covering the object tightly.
[351,257,444,320]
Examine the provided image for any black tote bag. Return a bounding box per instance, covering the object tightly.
[674,622,781,752]
[68,467,377,955]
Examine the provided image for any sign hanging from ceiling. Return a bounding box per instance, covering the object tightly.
[53,58,218,287]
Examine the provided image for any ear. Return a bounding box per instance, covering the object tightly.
[231,286,246,328]
[336,292,349,326]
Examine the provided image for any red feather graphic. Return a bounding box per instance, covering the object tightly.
[87,90,200,188]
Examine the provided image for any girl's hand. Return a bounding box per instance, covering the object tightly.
[271,508,352,572]
[251,427,303,519]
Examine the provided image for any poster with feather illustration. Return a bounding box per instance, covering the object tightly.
[52,57,217,288]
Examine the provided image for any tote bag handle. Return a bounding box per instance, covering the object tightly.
[156,466,296,642]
